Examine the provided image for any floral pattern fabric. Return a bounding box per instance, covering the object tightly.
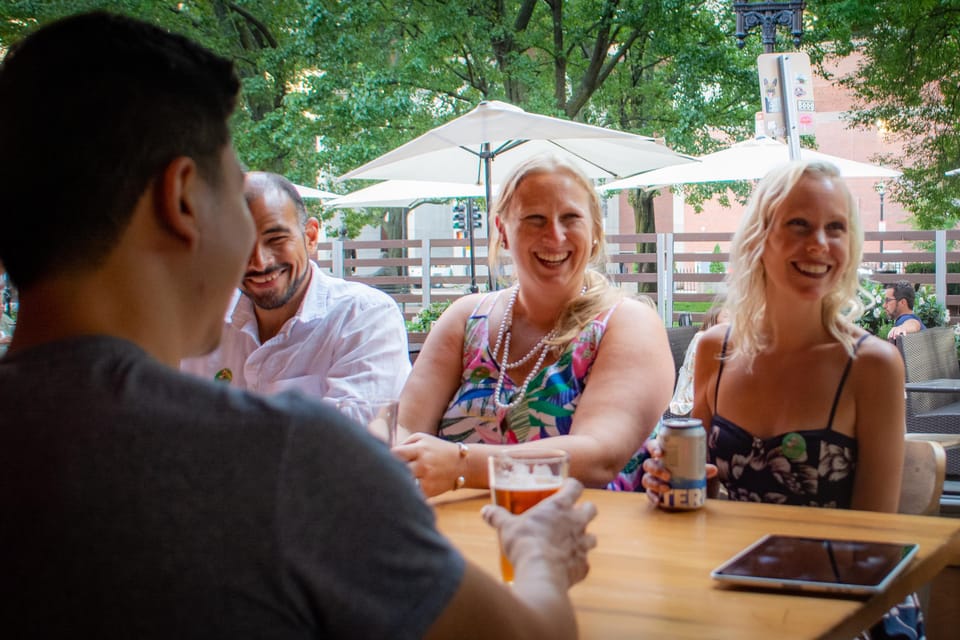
[438,292,646,491]
[708,417,857,508]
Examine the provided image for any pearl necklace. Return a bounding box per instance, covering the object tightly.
[492,284,584,411]
[492,286,555,410]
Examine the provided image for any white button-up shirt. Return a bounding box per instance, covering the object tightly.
[182,262,411,401]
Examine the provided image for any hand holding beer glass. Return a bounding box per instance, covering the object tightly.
[488,449,571,583]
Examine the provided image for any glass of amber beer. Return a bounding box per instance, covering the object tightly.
[488,449,569,583]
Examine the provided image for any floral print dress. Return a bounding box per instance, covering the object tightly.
[438,292,646,491]
[709,332,924,640]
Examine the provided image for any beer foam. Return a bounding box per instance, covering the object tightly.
[498,464,564,489]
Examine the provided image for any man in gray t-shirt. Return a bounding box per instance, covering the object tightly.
[0,12,596,640]
[1,336,463,638]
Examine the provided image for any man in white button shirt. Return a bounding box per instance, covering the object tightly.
[182,171,410,400]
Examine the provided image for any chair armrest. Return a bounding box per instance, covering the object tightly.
[905,433,960,450]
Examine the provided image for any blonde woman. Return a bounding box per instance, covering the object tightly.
[394,155,673,497]
[643,160,921,638]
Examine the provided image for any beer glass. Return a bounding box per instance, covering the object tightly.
[334,399,399,447]
[488,449,569,583]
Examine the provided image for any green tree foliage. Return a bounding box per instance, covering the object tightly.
[0,2,835,237]
[807,0,960,230]
[709,243,725,274]
[0,0,341,226]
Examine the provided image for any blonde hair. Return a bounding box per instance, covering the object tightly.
[489,154,622,346]
[726,160,864,368]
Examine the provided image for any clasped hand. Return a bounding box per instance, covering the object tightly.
[392,432,461,497]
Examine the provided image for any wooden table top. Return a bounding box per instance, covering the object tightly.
[432,489,960,640]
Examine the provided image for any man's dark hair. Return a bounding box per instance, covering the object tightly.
[890,281,917,310]
[0,12,240,288]
[244,172,309,227]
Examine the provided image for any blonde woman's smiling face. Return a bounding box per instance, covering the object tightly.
[761,174,850,302]
[498,170,593,295]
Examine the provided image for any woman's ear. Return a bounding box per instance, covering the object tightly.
[155,156,201,248]
[495,217,508,249]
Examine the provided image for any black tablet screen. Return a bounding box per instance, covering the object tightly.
[714,535,917,587]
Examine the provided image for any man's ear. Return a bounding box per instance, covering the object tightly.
[156,156,201,248]
[304,217,320,255]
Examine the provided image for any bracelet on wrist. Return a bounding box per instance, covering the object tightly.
[453,442,469,491]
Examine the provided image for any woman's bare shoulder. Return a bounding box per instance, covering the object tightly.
[608,296,663,326]
[852,331,901,366]
[857,334,903,376]
[698,323,729,351]
[850,331,905,388]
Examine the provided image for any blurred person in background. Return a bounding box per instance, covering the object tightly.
[668,300,728,417]
[0,265,13,357]
[884,280,926,342]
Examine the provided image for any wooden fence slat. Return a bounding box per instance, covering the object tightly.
[311,232,960,340]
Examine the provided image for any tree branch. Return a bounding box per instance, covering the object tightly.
[227,2,278,49]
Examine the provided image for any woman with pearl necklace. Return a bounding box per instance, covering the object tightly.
[394,155,674,497]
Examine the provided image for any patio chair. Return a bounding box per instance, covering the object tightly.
[897,438,947,623]
[898,438,946,516]
[666,325,698,386]
[896,327,960,477]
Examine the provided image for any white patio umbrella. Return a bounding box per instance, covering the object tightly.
[326,179,490,291]
[340,100,692,201]
[601,137,901,191]
[339,100,692,287]
[293,183,340,199]
[325,180,486,209]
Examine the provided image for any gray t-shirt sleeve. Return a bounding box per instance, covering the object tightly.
[275,400,465,639]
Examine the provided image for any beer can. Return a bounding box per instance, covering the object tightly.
[657,418,706,510]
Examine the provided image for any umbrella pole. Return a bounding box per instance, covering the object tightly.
[466,198,478,293]
[483,144,497,291]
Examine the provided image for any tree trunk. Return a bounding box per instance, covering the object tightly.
[629,189,657,293]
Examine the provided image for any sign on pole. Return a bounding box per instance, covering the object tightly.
[756,52,815,159]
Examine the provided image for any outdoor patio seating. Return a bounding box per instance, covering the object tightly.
[897,327,960,478]
[898,438,947,516]
[666,325,698,386]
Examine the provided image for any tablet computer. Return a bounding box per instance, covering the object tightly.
[711,534,919,597]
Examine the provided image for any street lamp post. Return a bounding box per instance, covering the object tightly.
[733,1,806,54]
[875,182,886,270]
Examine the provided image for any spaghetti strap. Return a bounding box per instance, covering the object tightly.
[714,327,732,414]
[825,334,870,430]
[469,290,502,317]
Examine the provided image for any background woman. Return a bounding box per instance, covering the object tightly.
[395,155,673,497]
[643,160,920,638]
[668,300,728,416]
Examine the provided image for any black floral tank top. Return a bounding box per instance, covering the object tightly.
[707,333,869,509]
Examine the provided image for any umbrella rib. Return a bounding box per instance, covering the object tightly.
[490,139,528,157]
[457,139,529,160]
[543,140,617,177]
